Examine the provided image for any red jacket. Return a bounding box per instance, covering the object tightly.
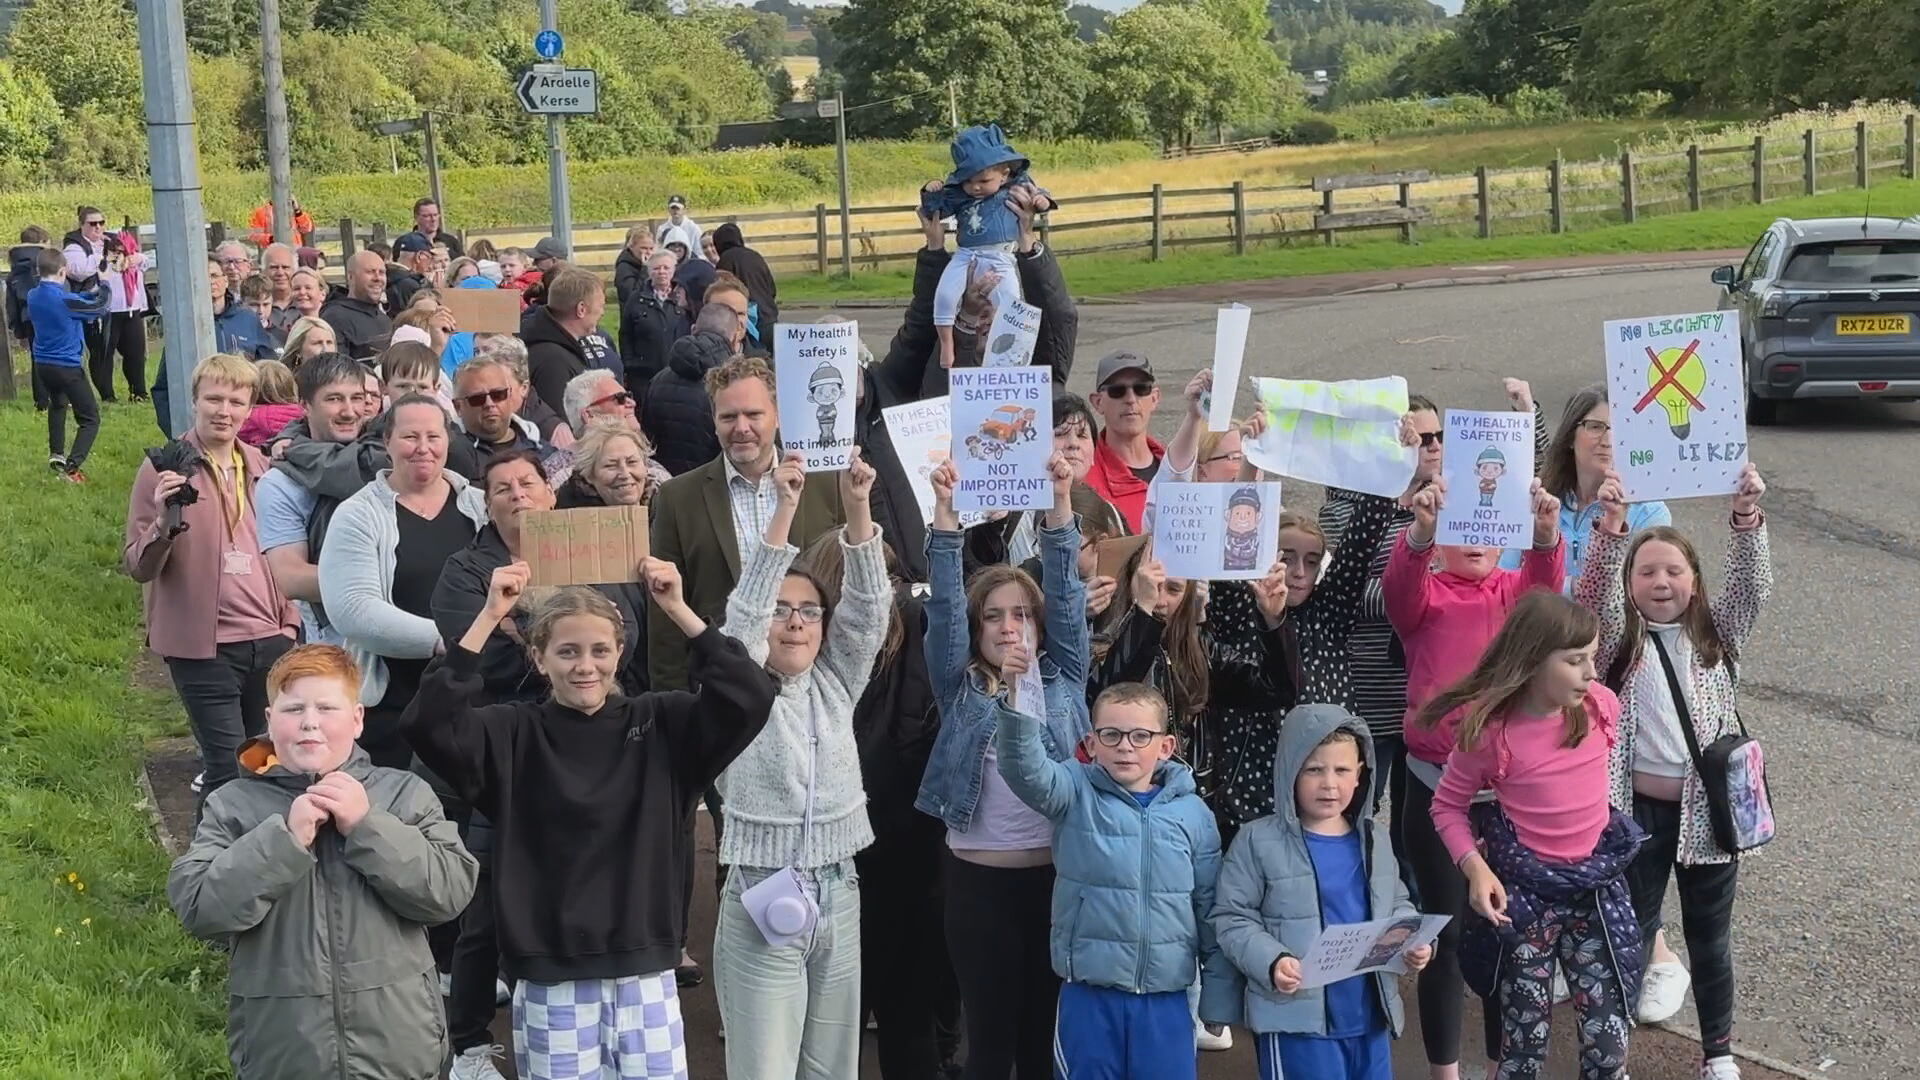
[1084,433,1165,534]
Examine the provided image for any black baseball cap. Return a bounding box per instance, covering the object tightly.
[391,232,432,256]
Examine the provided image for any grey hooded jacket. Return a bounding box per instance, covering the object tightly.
[1205,704,1416,1035]
[167,741,478,1079]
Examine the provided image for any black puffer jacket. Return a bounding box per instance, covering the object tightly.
[521,306,588,420]
[639,329,730,476]
[619,289,688,393]
[712,223,778,350]
[899,242,1079,399]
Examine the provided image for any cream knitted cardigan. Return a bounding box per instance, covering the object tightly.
[716,528,889,869]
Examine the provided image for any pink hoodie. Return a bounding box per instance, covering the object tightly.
[1383,531,1565,765]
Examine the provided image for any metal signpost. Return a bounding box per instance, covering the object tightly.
[529,9,574,258]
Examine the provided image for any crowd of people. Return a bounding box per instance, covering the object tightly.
[68,129,1776,1080]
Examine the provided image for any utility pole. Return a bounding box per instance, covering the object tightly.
[833,93,851,277]
[537,0,573,258]
[948,80,959,132]
[137,0,216,436]
[260,0,294,245]
[422,111,444,219]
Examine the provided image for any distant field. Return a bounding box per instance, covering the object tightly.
[781,55,819,83]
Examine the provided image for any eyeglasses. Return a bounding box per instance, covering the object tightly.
[1102,381,1155,400]
[1203,450,1246,465]
[772,602,826,624]
[1416,431,1444,448]
[459,387,512,408]
[1092,727,1166,749]
[1576,419,1612,435]
[220,256,250,265]
[590,390,633,410]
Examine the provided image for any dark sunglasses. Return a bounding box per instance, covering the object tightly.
[84,219,106,227]
[1417,431,1443,448]
[590,390,634,410]
[1092,727,1167,749]
[1102,381,1155,400]
[460,387,512,408]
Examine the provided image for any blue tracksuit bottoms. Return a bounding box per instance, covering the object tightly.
[1052,980,1194,1079]
[1254,1029,1392,1080]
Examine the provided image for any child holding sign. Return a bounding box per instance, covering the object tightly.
[920,123,1053,372]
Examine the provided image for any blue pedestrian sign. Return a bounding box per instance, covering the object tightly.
[534,29,563,60]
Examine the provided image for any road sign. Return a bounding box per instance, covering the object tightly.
[374,117,424,136]
[516,68,599,115]
[534,29,562,59]
[815,97,841,118]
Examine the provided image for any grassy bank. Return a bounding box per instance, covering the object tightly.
[0,404,227,1077]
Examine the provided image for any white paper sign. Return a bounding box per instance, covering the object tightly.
[1011,621,1047,719]
[950,366,1053,513]
[1436,409,1535,549]
[1207,303,1252,432]
[984,296,1042,367]
[774,321,858,471]
[1297,914,1452,990]
[1152,481,1284,581]
[880,396,986,529]
[1243,376,1415,498]
[1603,311,1748,501]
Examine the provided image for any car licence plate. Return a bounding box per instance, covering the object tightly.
[1835,314,1911,335]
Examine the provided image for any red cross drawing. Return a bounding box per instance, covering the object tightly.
[1632,339,1706,414]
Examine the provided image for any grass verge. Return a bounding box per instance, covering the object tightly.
[0,401,227,1077]
[775,178,1920,304]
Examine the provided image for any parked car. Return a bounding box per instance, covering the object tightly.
[1713,216,1920,423]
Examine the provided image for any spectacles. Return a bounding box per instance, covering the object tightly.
[772,602,826,624]
[1416,431,1444,448]
[1203,450,1246,465]
[220,256,250,265]
[1092,727,1166,749]
[1103,381,1155,400]
[460,387,512,408]
[590,390,633,410]
[1576,419,1612,435]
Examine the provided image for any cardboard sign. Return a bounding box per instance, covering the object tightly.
[881,396,987,529]
[983,296,1042,367]
[439,286,522,334]
[950,365,1053,513]
[1094,533,1152,581]
[1297,914,1452,990]
[1603,311,1747,501]
[1243,377,1415,498]
[774,321,859,471]
[521,506,649,585]
[1151,481,1284,581]
[1207,303,1252,432]
[1436,409,1535,549]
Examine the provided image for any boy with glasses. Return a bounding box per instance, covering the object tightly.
[992,681,1225,1078]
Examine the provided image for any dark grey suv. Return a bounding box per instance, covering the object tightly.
[1711,216,1920,423]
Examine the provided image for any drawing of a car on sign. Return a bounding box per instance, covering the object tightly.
[976,406,1038,458]
[918,447,951,478]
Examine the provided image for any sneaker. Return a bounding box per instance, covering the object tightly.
[47,454,66,472]
[495,978,511,1006]
[1637,960,1691,1024]
[1196,1021,1233,1052]
[447,1043,507,1080]
[1553,969,1571,1004]
[1701,1057,1741,1079]
[130,393,149,403]
[190,772,205,794]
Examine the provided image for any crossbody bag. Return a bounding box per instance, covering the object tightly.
[1649,633,1775,854]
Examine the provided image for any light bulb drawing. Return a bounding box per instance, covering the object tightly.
[1633,338,1707,439]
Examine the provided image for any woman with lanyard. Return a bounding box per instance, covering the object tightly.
[124,355,299,811]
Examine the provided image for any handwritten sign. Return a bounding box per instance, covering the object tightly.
[521,506,649,586]
[881,396,986,529]
[1243,376,1415,498]
[774,321,859,471]
[1297,914,1451,990]
[1094,533,1152,581]
[1436,409,1535,549]
[1151,481,1283,581]
[1207,303,1252,432]
[950,365,1052,513]
[1603,310,1747,501]
[984,296,1042,367]
[439,286,521,334]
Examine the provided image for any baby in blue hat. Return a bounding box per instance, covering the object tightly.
[920,123,1054,370]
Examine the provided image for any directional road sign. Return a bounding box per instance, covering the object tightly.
[534,29,563,60]
[517,67,599,115]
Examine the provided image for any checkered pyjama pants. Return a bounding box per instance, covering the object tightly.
[512,971,688,1079]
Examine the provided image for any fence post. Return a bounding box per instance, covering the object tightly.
[1550,157,1564,234]
[1620,152,1636,225]
[1232,181,1247,256]
[1907,114,1917,179]
[1397,180,1414,244]
[1475,166,1491,239]
[1151,184,1164,261]
[1687,144,1701,211]
[370,221,388,247]
[338,217,356,260]
[1752,136,1766,203]
[1803,129,1816,195]
[1856,120,1870,188]
[814,204,828,276]
[1320,188,1336,247]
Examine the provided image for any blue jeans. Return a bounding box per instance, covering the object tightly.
[713,862,861,1080]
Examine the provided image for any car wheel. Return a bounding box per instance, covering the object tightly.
[1748,395,1778,425]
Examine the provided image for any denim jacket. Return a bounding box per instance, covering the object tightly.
[915,518,1090,831]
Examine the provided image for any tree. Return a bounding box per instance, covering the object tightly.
[1452,0,1586,96]
[0,61,61,177]
[7,0,141,115]
[1090,3,1282,148]
[1066,3,1109,42]
[183,0,238,55]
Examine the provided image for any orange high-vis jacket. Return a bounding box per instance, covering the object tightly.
[247,202,314,248]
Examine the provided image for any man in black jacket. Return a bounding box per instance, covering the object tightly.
[640,302,737,476]
[385,232,433,311]
[618,250,687,399]
[712,222,778,352]
[321,250,391,360]
[520,266,604,419]
[395,197,463,259]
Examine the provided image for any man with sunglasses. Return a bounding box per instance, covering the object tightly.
[450,356,547,471]
[1084,350,1165,533]
[544,368,648,488]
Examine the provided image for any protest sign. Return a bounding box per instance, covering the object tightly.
[949,366,1053,513]
[1436,409,1535,549]
[774,321,859,471]
[1152,481,1283,581]
[1011,622,1047,719]
[1207,303,1252,432]
[1297,914,1452,990]
[1094,533,1152,581]
[1603,310,1747,501]
[880,396,987,529]
[1243,377,1415,498]
[521,507,649,586]
[983,296,1042,367]
[439,286,522,334]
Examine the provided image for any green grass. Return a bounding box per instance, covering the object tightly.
[0,401,228,1077]
[776,178,1920,303]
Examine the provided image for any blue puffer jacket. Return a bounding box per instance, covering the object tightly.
[994,710,1224,997]
[1206,704,1416,1035]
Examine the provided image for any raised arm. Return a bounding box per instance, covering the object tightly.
[1572,470,1631,676]
[1510,478,1567,596]
[123,461,182,583]
[1036,453,1088,683]
[1011,196,1077,386]
[166,795,317,938]
[818,450,890,690]
[1163,370,1210,478]
[871,220,950,401]
[923,461,975,701]
[992,707,1080,821]
[1712,464,1772,649]
[1300,490,1395,641]
[1383,481,1444,636]
[337,773,479,925]
[650,556,780,789]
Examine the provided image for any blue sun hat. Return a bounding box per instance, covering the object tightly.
[946,123,1029,186]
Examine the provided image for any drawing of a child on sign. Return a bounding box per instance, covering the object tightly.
[1221,485,1262,572]
[1476,447,1506,507]
[1356,917,1424,971]
[808,362,845,449]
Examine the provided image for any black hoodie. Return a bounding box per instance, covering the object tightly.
[7,244,39,336]
[712,223,778,348]
[639,329,730,476]
[319,293,391,360]
[521,305,588,419]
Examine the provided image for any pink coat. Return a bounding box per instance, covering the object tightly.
[238,403,304,448]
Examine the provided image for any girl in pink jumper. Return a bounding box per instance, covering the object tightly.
[1382,474,1564,1080]
[1420,591,1641,1080]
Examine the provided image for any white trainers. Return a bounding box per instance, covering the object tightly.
[189,772,205,794]
[448,1043,508,1080]
[1700,1057,1741,1079]
[1195,1021,1232,1052]
[494,978,511,1006]
[1552,969,1571,1004]
[1637,960,1691,1024]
